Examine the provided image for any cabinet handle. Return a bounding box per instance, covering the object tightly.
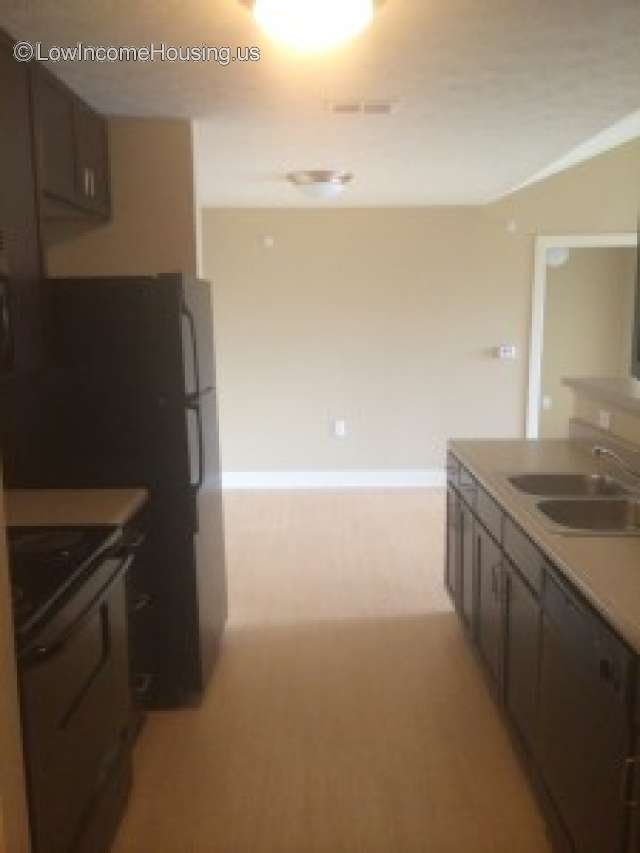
[133,673,153,696]
[599,658,621,692]
[83,166,90,196]
[90,169,96,198]
[621,756,640,807]
[132,593,153,613]
[491,563,502,598]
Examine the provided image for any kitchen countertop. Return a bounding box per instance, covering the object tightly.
[449,438,640,655]
[4,488,148,528]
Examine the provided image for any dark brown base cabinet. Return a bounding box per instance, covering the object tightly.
[446,451,639,853]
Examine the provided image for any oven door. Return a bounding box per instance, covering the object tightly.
[19,555,132,853]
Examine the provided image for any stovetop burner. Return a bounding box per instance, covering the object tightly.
[8,526,121,634]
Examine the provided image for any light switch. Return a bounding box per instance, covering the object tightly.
[496,344,517,360]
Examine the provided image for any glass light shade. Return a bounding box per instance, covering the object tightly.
[297,181,346,199]
[253,0,375,52]
[287,171,353,199]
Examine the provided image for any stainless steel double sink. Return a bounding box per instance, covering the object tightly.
[506,473,640,536]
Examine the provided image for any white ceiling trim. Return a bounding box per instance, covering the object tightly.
[504,109,640,199]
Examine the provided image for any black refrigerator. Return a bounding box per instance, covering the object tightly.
[21,273,228,707]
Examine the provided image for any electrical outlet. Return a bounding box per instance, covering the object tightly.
[333,419,347,439]
[598,410,611,431]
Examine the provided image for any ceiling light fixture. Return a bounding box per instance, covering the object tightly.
[287,170,354,200]
[241,0,384,52]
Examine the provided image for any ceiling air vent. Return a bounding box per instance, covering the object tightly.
[363,102,394,115]
[326,100,396,116]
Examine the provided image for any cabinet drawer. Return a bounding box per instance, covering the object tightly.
[544,572,632,704]
[458,464,477,508]
[476,486,503,545]
[503,518,544,594]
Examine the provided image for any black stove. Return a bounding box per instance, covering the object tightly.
[8,525,121,635]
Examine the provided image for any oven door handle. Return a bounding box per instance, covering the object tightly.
[19,555,134,668]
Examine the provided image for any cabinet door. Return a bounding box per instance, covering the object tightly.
[74,102,110,215]
[0,38,44,373]
[460,501,474,629]
[476,523,503,687]
[540,578,631,853]
[504,560,541,754]
[31,66,77,205]
[445,488,460,603]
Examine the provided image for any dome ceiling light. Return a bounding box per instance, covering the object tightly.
[287,170,354,200]
[240,0,385,52]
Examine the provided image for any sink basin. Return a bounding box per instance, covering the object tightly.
[536,498,640,534]
[508,473,630,497]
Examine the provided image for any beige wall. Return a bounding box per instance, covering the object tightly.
[46,117,197,277]
[0,475,30,853]
[203,208,530,472]
[486,138,640,237]
[203,139,639,474]
[540,247,636,439]
[573,394,640,447]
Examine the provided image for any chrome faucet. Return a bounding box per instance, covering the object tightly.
[592,445,640,482]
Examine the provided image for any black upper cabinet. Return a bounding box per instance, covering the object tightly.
[0,34,44,376]
[31,63,110,219]
[31,68,77,206]
[74,101,110,215]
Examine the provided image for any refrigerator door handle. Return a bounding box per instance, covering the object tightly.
[181,303,201,398]
[185,396,205,492]
[185,386,214,407]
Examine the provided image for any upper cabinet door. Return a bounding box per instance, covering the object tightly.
[31,64,110,219]
[31,67,77,207]
[0,37,44,373]
[74,102,110,216]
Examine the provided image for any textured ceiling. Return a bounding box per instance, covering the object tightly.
[2,0,640,206]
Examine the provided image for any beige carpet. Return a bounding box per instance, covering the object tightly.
[112,490,550,853]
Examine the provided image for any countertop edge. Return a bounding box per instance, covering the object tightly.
[449,439,640,655]
[5,488,149,529]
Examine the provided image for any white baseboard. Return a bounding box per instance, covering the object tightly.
[222,469,446,490]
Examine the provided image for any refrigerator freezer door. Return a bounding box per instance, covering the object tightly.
[181,278,215,398]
